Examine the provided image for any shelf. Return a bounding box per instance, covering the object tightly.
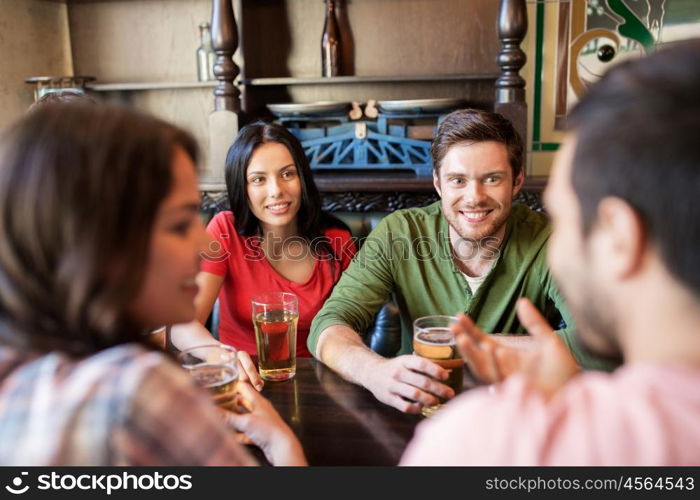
[85,76,498,92]
[243,74,500,87]
[87,81,218,92]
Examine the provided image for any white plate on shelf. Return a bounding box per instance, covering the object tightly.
[377,98,466,113]
[267,101,351,116]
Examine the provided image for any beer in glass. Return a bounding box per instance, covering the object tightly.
[178,344,239,411]
[413,315,463,417]
[252,292,298,381]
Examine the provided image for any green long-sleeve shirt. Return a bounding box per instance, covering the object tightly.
[309,202,614,371]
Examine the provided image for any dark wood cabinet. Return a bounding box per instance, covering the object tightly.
[236,0,502,123]
[57,0,532,200]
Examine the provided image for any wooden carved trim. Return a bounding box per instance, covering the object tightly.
[495,0,528,104]
[201,189,544,215]
[211,0,241,112]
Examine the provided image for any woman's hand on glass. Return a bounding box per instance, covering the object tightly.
[236,349,264,391]
[221,382,306,466]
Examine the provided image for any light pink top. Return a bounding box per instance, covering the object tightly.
[401,363,700,465]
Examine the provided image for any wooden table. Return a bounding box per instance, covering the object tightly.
[259,358,423,466]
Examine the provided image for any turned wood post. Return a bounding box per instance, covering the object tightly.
[206,0,240,184]
[211,0,240,112]
[495,0,528,172]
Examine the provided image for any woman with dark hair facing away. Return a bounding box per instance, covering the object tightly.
[171,122,356,378]
[0,104,305,465]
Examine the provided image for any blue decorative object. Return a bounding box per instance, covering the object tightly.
[272,101,464,177]
[289,120,432,177]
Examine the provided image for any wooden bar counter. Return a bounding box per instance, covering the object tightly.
[260,358,423,466]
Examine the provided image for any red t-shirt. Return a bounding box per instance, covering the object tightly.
[201,211,356,357]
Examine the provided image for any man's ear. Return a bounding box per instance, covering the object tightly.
[512,169,525,198]
[594,197,646,280]
[433,170,442,197]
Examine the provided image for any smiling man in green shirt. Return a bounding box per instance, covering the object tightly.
[309,109,611,414]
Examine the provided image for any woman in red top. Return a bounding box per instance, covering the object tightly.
[172,122,355,376]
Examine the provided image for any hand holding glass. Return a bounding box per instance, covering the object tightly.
[178,344,239,411]
[413,315,464,417]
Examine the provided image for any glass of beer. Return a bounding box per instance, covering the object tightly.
[413,315,463,417]
[148,326,167,350]
[251,292,298,382]
[178,344,239,411]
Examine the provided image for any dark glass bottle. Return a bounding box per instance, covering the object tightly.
[321,0,341,77]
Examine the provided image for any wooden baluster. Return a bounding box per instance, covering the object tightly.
[495,0,528,172]
[211,0,240,112]
[206,0,240,185]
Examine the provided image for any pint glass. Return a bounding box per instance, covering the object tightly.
[251,292,298,381]
[413,315,463,417]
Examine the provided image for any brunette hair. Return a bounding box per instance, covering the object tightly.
[224,121,349,277]
[431,108,523,181]
[0,103,199,356]
[567,39,700,299]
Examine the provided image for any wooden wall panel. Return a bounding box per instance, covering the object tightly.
[241,0,500,78]
[98,87,213,173]
[0,0,72,131]
[68,0,212,82]
[69,0,214,170]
